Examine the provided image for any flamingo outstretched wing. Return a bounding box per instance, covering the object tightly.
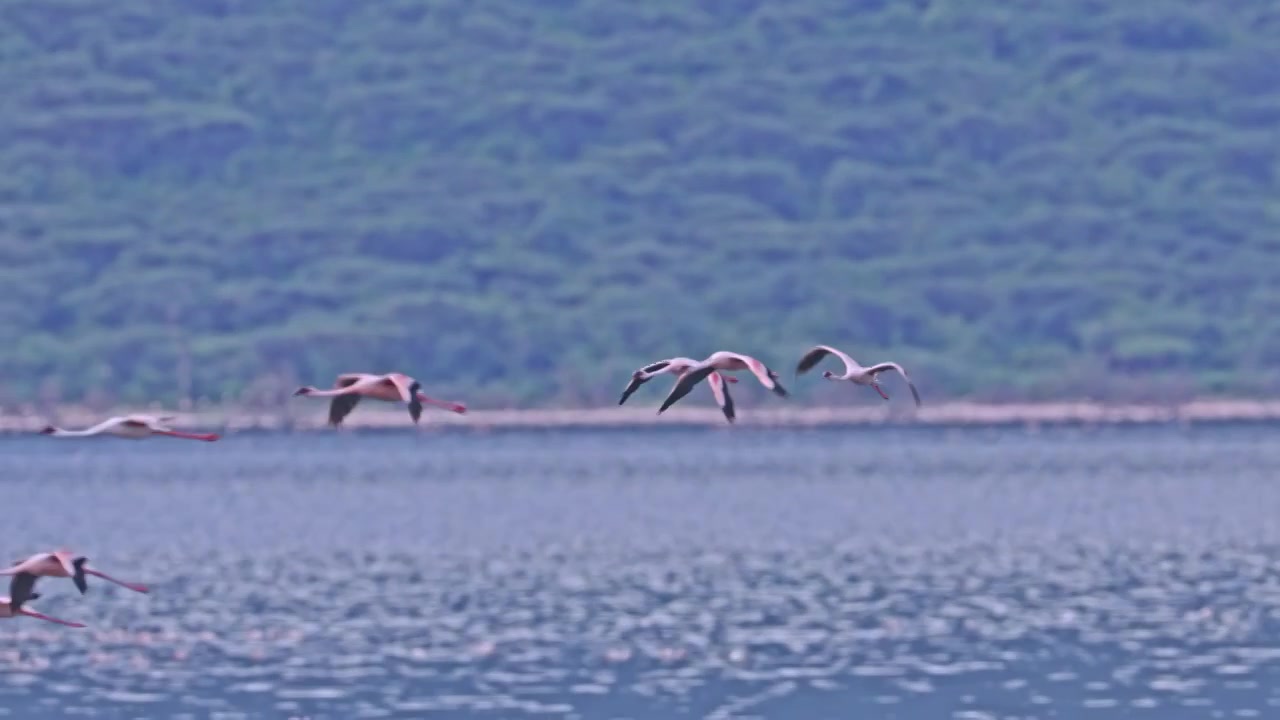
[868,362,922,407]
[707,372,735,423]
[796,345,860,376]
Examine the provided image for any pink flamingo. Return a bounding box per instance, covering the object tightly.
[294,372,468,426]
[39,414,219,441]
[658,351,788,415]
[0,595,85,628]
[796,344,921,406]
[619,357,739,423]
[1,551,150,604]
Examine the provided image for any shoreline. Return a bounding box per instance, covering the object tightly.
[4,399,1280,433]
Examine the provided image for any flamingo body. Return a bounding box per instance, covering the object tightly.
[294,372,467,426]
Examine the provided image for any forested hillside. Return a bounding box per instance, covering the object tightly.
[2,0,1279,408]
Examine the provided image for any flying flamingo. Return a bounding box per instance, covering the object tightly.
[619,357,740,422]
[1,551,150,606]
[294,372,467,426]
[39,414,219,441]
[795,345,921,406]
[657,351,788,415]
[0,595,85,628]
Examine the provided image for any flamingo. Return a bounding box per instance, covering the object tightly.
[294,372,467,426]
[657,351,788,415]
[0,595,85,628]
[795,345,921,406]
[1,551,149,606]
[38,414,219,441]
[619,357,740,423]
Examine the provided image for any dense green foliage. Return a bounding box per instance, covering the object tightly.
[3,0,1279,408]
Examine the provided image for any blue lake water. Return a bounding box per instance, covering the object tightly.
[2,424,1280,719]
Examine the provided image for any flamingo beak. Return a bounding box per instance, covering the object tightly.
[293,387,311,396]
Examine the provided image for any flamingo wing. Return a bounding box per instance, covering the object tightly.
[7,573,38,610]
[334,373,371,388]
[658,364,717,414]
[796,345,858,375]
[407,382,424,423]
[52,552,77,578]
[385,374,416,403]
[868,363,922,407]
[707,372,735,423]
[619,360,675,405]
[77,417,128,434]
[730,353,789,397]
[328,394,362,426]
[123,413,170,424]
[641,360,672,375]
[619,375,648,405]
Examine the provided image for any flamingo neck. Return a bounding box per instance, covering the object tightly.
[48,428,95,437]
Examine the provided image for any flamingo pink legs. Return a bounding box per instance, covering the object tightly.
[416,393,468,414]
[18,608,85,628]
[154,430,220,442]
[873,385,890,400]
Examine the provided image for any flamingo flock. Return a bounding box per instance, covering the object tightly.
[13,346,918,629]
[33,345,918,441]
[618,346,920,424]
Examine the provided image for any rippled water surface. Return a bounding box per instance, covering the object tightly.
[4,424,1280,719]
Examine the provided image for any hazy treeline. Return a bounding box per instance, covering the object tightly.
[2,0,1278,409]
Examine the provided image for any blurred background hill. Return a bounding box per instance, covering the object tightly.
[2,0,1278,410]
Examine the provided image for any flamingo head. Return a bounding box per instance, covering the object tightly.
[38,425,56,435]
[292,386,315,396]
[821,371,835,379]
